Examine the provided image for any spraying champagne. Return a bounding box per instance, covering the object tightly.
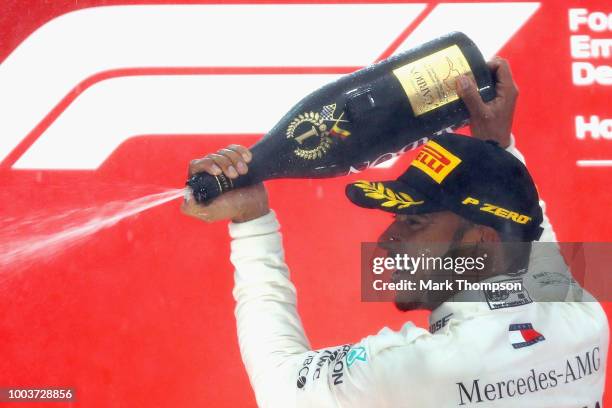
[187,31,495,203]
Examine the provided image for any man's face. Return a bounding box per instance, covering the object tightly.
[377,211,469,311]
[378,211,466,245]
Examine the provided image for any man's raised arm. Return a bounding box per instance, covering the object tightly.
[457,57,557,243]
[180,147,383,407]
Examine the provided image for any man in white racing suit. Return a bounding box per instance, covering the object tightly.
[182,58,609,407]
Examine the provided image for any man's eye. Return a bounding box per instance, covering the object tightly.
[394,214,425,227]
[406,216,429,228]
[398,217,419,226]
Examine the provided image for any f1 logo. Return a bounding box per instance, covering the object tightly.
[0,3,540,170]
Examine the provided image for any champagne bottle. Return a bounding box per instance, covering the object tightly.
[187,31,495,203]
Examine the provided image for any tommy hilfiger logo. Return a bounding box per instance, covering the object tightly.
[508,323,545,349]
[411,141,462,183]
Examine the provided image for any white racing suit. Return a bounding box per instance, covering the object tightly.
[229,140,609,407]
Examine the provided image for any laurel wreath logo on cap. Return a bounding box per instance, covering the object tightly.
[354,181,424,209]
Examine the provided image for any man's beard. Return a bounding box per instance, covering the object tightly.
[394,299,423,312]
[393,222,480,312]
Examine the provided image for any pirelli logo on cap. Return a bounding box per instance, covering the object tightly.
[411,141,462,184]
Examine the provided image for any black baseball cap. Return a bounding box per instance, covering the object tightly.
[345,133,544,241]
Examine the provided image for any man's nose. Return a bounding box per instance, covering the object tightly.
[377,221,405,250]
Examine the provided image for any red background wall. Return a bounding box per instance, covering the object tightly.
[0,1,610,406]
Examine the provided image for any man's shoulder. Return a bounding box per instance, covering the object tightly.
[361,302,608,373]
[337,303,607,404]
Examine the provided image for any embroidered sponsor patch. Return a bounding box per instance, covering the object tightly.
[484,279,532,310]
[296,344,352,390]
[429,313,453,334]
[411,141,461,184]
[353,181,424,209]
[509,323,545,349]
[346,346,367,367]
[456,346,602,405]
[462,196,532,225]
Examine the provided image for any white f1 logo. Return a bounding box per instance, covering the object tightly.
[0,3,539,170]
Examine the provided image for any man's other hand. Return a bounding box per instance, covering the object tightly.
[181,145,269,223]
[456,57,519,148]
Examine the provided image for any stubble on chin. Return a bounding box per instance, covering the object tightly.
[394,297,426,312]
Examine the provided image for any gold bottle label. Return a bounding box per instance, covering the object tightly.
[393,45,474,116]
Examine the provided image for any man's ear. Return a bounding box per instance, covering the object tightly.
[460,223,501,244]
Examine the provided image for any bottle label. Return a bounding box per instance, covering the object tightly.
[286,103,350,160]
[215,173,233,193]
[393,45,474,116]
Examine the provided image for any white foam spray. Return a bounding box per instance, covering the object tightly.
[0,188,186,271]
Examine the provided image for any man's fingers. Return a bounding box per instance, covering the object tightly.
[486,56,502,72]
[188,157,222,177]
[209,153,239,179]
[187,144,252,179]
[227,144,252,163]
[218,148,248,175]
[181,196,200,217]
[456,75,487,120]
[181,194,217,222]
[488,57,519,100]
